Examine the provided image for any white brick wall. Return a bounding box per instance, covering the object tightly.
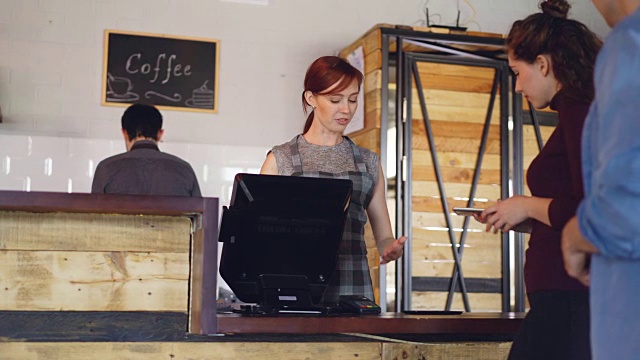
[0,0,609,195]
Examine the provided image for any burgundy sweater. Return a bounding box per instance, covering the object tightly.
[524,91,590,293]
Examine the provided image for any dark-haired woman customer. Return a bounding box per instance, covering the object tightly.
[260,56,406,304]
[473,0,602,359]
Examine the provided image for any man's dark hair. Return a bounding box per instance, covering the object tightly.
[121,103,163,141]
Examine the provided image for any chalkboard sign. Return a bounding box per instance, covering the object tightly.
[102,30,220,113]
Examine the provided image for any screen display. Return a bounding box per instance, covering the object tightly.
[218,173,353,304]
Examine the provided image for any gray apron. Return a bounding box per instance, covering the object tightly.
[289,134,376,303]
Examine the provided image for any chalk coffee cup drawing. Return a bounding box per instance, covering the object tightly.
[107,73,139,101]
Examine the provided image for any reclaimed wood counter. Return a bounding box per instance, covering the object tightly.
[0,310,523,359]
[216,311,523,336]
[0,190,219,334]
[0,190,524,359]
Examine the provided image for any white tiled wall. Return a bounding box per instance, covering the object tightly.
[0,133,268,293]
[0,133,268,205]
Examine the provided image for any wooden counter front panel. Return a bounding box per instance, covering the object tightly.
[1,342,383,360]
[0,211,192,312]
[0,191,219,334]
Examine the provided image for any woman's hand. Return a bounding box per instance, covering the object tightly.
[481,196,531,233]
[380,236,407,264]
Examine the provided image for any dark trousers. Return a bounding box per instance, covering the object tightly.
[508,290,591,360]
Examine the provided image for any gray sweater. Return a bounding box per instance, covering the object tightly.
[270,135,379,184]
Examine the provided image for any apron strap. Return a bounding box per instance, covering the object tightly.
[344,137,368,173]
[289,135,304,173]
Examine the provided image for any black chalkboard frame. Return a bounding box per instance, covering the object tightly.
[102,29,220,114]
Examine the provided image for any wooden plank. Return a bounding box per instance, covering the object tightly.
[412,276,501,293]
[411,256,500,278]
[416,73,496,93]
[411,292,503,312]
[411,246,501,272]
[383,341,511,360]
[0,342,382,360]
[399,86,501,109]
[417,120,500,140]
[411,227,500,245]
[412,211,492,231]
[0,311,188,341]
[351,108,380,133]
[351,128,380,154]
[412,180,501,200]
[363,108,381,130]
[364,49,382,75]
[0,211,192,252]
[387,35,503,54]
[412,150,501,170]
[0,250,189,311]
[410,257,500,279]
[416,62,497,79]
[382,86,504,123]
[411,122,549,161]
[0,190,211,216]
[412,240,501,262]
[409,103,502,124]
[412,167,501,185]
[369,95,502,123]
[396,41,505,55]
[365,90,382,113]
[413,136,501,155]
[363,69,381,94]
[360,27,383,56]
[409,27,505,39]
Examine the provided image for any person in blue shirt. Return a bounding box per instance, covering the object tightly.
[561,0,640,359]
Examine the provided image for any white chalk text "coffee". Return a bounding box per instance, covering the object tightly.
[125,53,192,84]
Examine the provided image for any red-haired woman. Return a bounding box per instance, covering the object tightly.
[260,56,406,304]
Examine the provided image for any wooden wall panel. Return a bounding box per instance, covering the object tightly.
[412,167,501,185]
[412,181,501,200]
[0,210,193,312]
[412,292,504,312]
[0,211,192,253]
[413,197,497,213]
[406,61,503,311]
[383,341,511,360]
[341,26,556,312]
[366,88,503,124]
[0,250,189,311]
[1,342,382,360]
[364,49,382,75]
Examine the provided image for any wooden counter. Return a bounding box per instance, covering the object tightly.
[0,190,219,334]
[217,311,523,336]
[0,190,523,359]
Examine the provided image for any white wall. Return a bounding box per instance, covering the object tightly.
[0,0,609,196]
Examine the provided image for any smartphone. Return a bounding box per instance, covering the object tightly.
[453,207,484,216]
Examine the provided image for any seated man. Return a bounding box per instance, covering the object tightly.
[92,103,201,197]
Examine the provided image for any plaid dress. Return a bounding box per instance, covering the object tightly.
[287,135,375,303]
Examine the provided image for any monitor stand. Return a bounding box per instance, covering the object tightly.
[236,274,328,315]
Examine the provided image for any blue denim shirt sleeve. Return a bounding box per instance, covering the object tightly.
[578,17,640,259]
